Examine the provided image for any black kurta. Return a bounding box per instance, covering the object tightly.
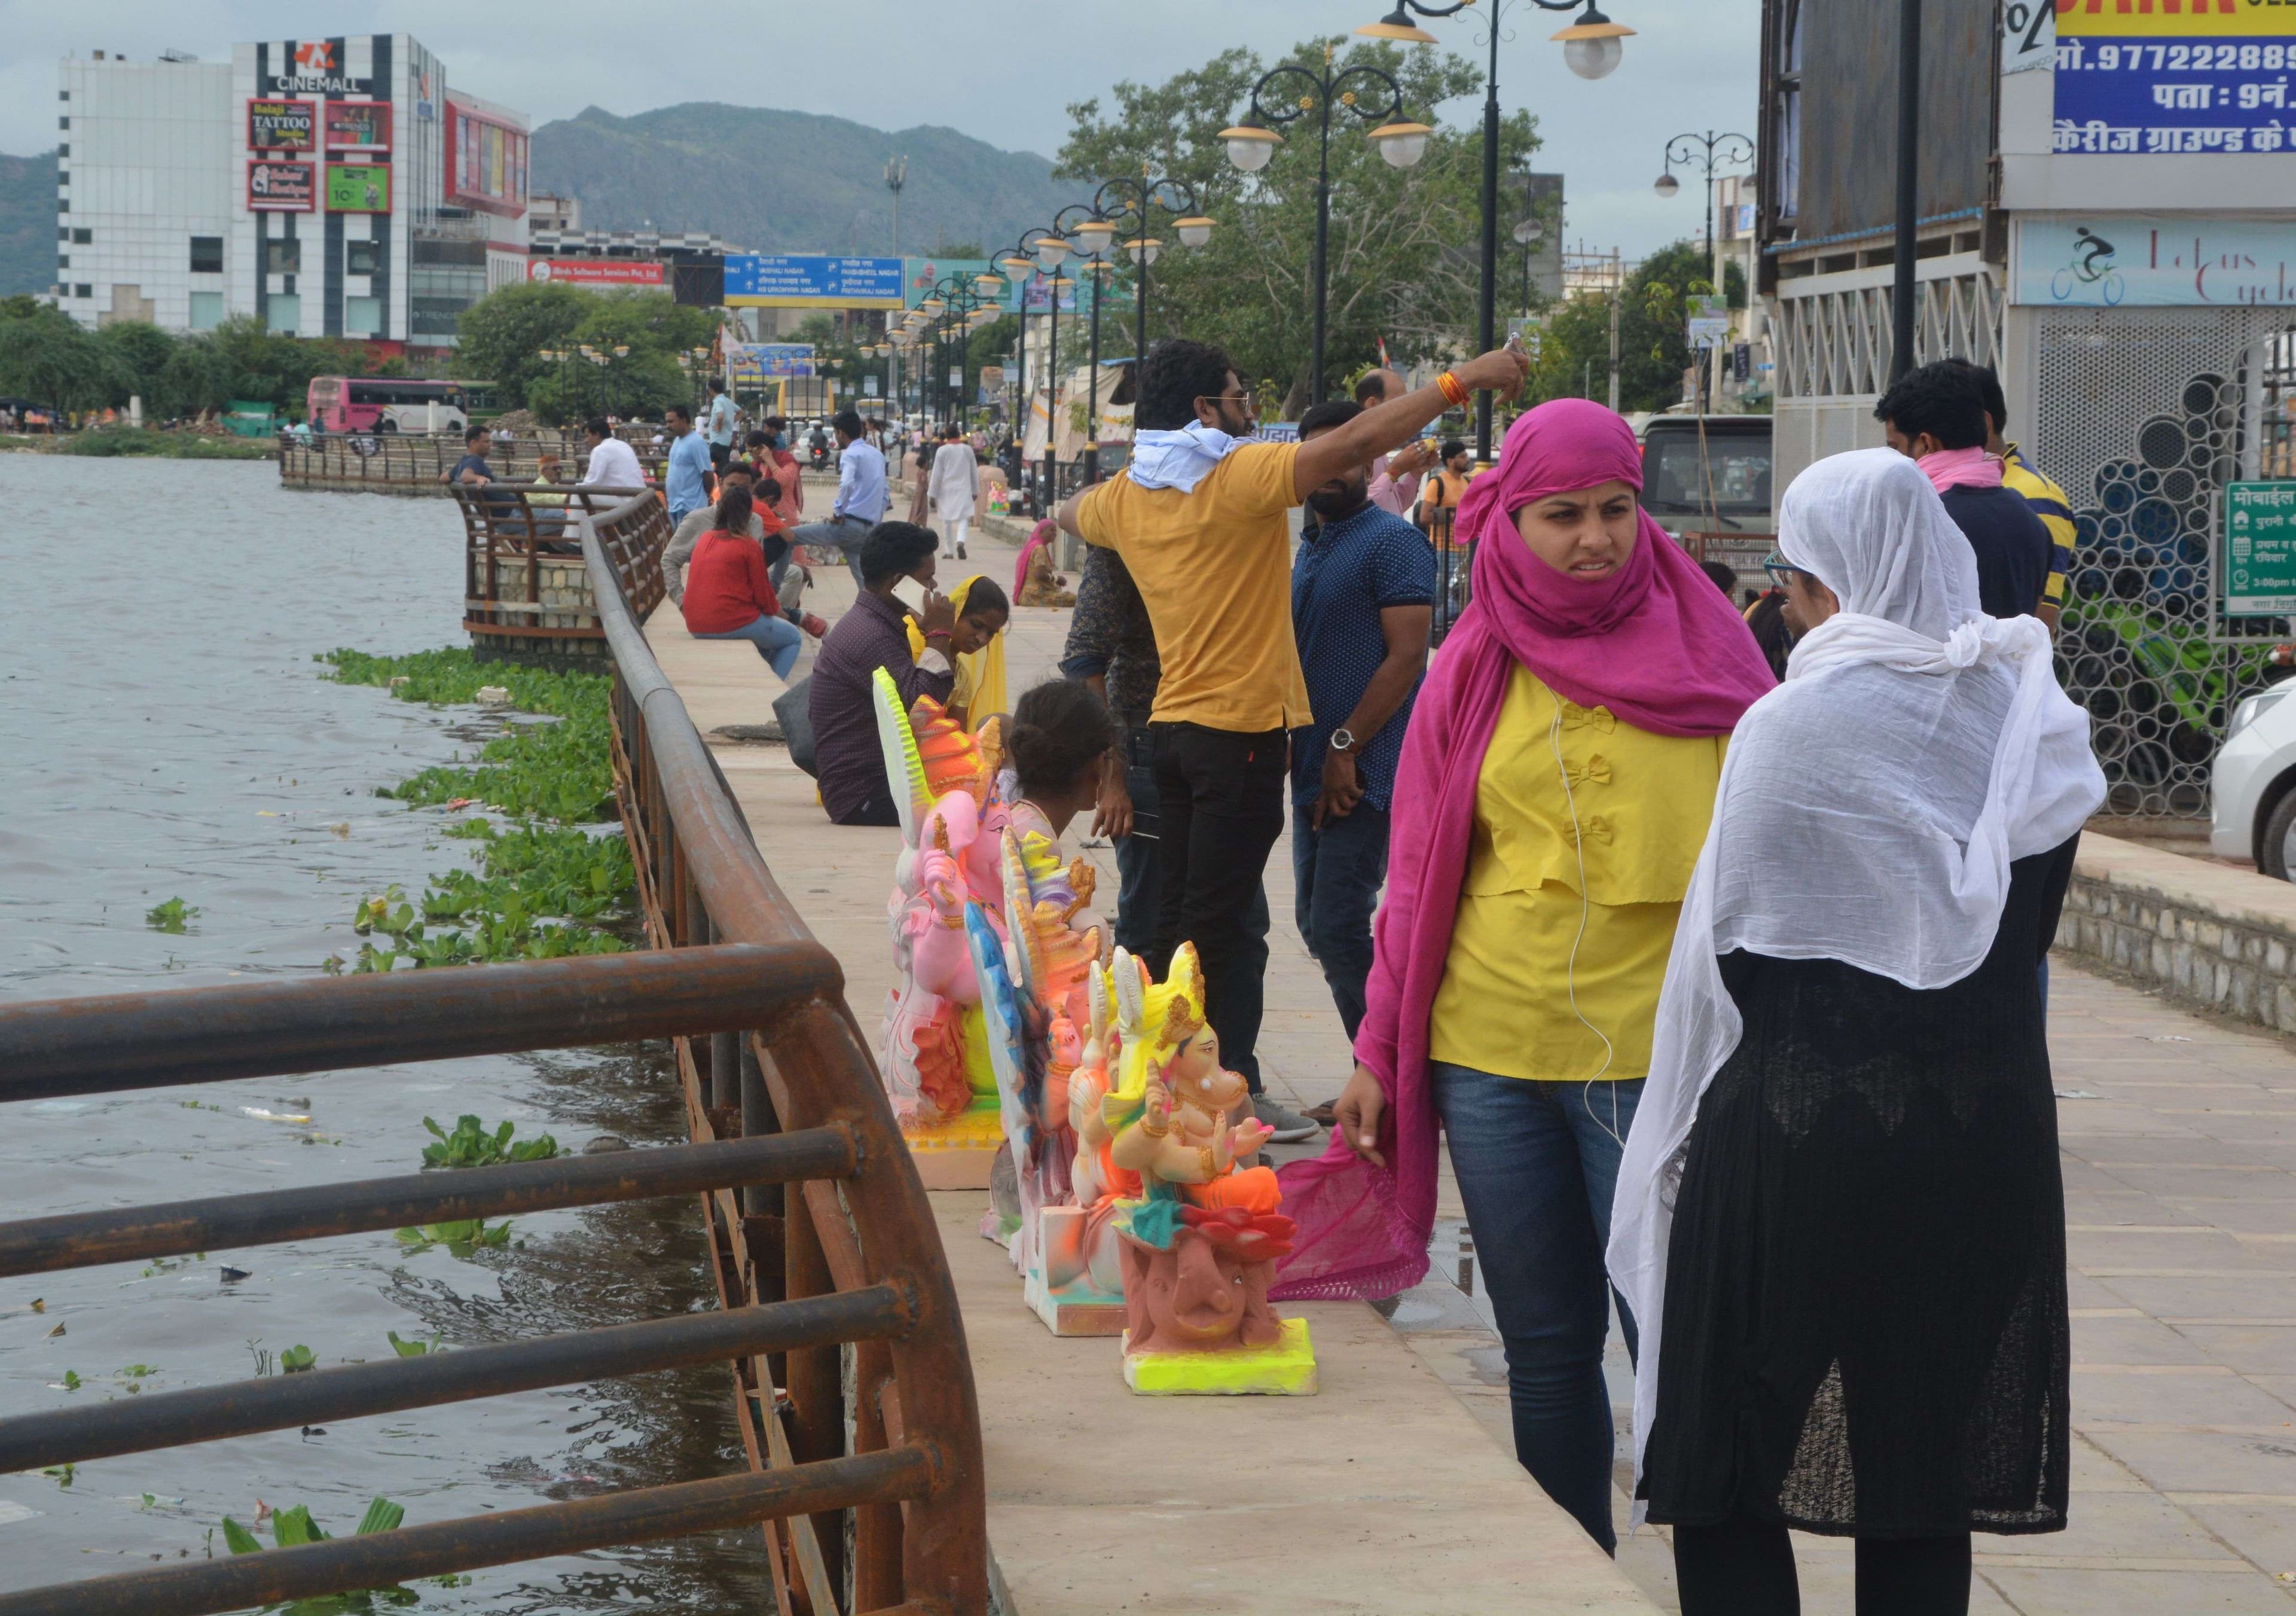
[1641,836,2078,1538]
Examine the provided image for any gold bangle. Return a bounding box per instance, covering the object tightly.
[1437,371,1469,408]
[1138,1109,1168,1138]
[1198,1145,1217,1179]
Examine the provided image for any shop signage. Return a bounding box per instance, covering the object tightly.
[725,343,817,383]
[2054,5,2296,154]
[724,255,905,309]
[324,162,392,214]
[261,41,374,99]
[246,160,315,212]
[2224,482,2296,614]
[526,258,665,288]
[1687,295,1730,347]
[247,98,316,151]
[323,100,392,151]
[2014,215,2296,306]
[2002,0,2055,76]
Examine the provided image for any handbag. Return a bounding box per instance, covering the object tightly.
[773,675,817,777]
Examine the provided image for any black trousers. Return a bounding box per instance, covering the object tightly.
[1675,1516,1970,1616]
[1147,722,1283,1091]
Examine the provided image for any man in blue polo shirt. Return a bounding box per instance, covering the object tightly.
[1290,397,1434,1041]
[662,403,713,529]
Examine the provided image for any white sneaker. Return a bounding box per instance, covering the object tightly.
[1252,1094,1321,1144]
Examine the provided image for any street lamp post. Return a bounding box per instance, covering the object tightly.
[1000,228,1070,513]
[1220,46,1433,405]
[1511,215,1544,314]
[1360,0,1632,458]
[1653,129,1752,405]
[1090,166,1213,358]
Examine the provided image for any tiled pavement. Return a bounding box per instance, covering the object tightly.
[729,506,2296,1610]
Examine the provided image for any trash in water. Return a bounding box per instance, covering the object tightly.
[241,1108,312,1124]
[220,1267,251,1283]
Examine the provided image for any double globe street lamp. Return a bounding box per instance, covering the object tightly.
[998,228,1080,515]
[1355,0,1634,459]
[1654,129,1753,404]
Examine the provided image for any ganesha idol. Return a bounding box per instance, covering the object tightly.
[1097,944,1317,1395]
[966,828,1121,1334]
[870,668,1012,1188]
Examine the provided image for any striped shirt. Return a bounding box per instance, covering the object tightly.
[2002,443,2075,611]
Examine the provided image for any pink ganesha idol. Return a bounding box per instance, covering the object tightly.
[869,667,1012,1189]
[1100,944,1317,1395]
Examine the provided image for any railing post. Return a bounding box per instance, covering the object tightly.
[784,1172,848,1609]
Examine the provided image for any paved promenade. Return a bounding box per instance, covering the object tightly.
[658,510,2296,1611]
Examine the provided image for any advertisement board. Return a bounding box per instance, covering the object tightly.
[1019,271,1079,313]
[246,160,315,212]
[725,343,818,385]
[247,97,316,151]
[323,100,392,152]
[324,162,392,214]
[2225,483,2296,614]
[526,258,666,288]
[2054,5,2296,154]
[259,39,374,98]
[445,100,529,219]
[723,255,904,309]
[2014,215,2296,306]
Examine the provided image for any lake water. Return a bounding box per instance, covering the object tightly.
[0,458,770,1611]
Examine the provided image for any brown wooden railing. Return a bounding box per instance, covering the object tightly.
[0,496,989,1616]
[280,431,668,495]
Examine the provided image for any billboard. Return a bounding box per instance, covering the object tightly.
[526,258,665,288]
[323,100,392,152]
[445,100,529,219]
[726,343,819,385]
[247,97,315,151]
[723,255,904,309]
[2054,6,2296,155]
[324,162,392,214]
[246,160,315,211]
[2014,215,2296,307]
[259,39,375,97]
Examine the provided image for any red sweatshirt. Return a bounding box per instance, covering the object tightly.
[680,530,782,635]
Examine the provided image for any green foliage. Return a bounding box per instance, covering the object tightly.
[1524,240,1750,414]
[221,1496,404,1561]
[0,298,113,411]
[420,1113,559,1169]
[52,428,272,459]
[278,1344,316,1374]
[41,1464,74,1487]
[1055,38,1538,410]
[59,1370,80,1392]
[386,1331,444,1357]
[145,897,199,934]
[455,284,717,423]
[395,1219,514,1254]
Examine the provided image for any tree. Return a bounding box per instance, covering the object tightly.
[1523,239,1747,414]
[0,298,111,410]
[453,282,591,407]
[453,284,720,421]
[93,321,178,413]
[1057,38,1537,413]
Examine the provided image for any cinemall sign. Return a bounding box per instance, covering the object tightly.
[261,41,374,98]
[526,260,665,289]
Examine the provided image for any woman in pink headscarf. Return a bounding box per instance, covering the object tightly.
[1275,398,1773,1554]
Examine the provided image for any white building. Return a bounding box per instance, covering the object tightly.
[53,35,527,354]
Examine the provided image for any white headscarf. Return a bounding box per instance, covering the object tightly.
[1124,422,1244,493]
[1608,447,2105,1516]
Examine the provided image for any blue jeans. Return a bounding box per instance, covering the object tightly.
[786,513,875,588]
[697,614,802,678]
[1436,1062,1643,1554]
[1290,798,1390,1042]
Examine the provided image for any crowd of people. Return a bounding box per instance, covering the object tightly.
[645,336,2097,1612]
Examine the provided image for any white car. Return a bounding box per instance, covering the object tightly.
[2210,678,2296,874]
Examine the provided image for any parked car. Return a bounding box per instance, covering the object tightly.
[1641,414,1774,585]
[2209,647,2296,874]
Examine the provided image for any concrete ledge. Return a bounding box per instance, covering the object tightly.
[2060,834,2296,1030]
[939,1195,1657,1615]
[640,608,785,738]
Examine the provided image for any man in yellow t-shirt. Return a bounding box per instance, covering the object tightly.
[1058,339,1529,1135]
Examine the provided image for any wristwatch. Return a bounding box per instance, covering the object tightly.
[1329,727,1358,753]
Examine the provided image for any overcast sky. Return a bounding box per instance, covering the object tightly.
[2,0,1763,261]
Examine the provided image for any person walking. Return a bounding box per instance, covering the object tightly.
[906,432,934,527]
[662,404,713,530]
[787,410,889,590]
[1614,449,2103,1614]
[578,417,644,490]
[806,522,956,826]
[679,484,805,678]
[1058,336,1532,1145]
[926,422,980,560]
[1874,362,2053,621]
[1289,399,1434,1042]
[1284,399,1774,1554]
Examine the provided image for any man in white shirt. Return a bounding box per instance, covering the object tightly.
[578,417,645,490]
[925,422,979,559]
[705,377,738,472]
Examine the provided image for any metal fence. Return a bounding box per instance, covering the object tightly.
[452,483,663,653]
[0,494,988,1615]
[279,432,668,495]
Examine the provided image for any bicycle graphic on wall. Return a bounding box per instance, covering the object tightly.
[2052,227,2127,306]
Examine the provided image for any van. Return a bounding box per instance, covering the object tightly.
[1640,414,1775,583]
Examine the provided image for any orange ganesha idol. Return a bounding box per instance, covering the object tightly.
[1101,944,1316,1394]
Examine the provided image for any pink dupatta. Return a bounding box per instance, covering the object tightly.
[1271,400,1775,1300]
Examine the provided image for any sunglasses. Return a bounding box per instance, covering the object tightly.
[1761,551,1802,590]
[1198,391,1257,417]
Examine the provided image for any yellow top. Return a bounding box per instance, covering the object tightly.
[1430,666,1726,1082]
[1075,443,1312,733]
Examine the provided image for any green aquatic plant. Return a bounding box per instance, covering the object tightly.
[385,1331,443,1358]
[393,1219,513,1255]
[420,1114,558,1169]
[221,1495,405,1556]
[278,1345,316,1374]
[144,897,199,934]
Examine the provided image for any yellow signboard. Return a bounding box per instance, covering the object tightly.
[2057,1,2296,37]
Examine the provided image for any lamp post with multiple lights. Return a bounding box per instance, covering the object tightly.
[1089,166,1214,355]
[997,228,1076,513]
[1653,129,1753,404]
[1357,0,1632,460]
[1219,46,1433,405]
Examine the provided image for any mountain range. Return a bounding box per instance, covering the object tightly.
[0,151,59,296]
[529,103,1090,257]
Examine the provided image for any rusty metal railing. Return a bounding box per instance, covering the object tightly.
[279,432,669,495]
[0,502,987,1614]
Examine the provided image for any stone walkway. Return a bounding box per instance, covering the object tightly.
[690,507,2296,1611]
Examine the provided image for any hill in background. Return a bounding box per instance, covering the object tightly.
[530,103,1088,255]
[0,151,59,295]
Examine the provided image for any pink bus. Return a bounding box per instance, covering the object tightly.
[306,376,468,435]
